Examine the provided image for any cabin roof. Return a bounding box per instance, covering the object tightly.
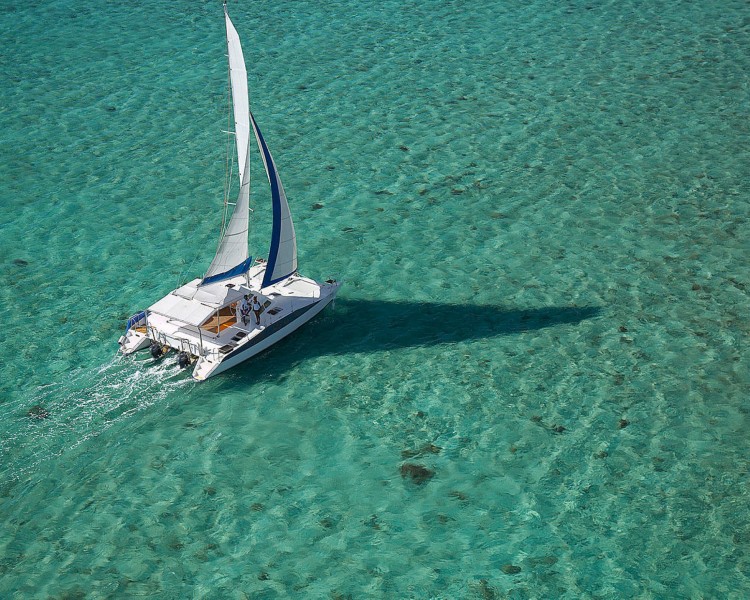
[149,278,247,326]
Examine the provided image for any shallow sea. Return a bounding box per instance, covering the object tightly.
[1,0,749,598]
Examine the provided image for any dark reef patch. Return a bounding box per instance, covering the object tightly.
[400,463,434,485]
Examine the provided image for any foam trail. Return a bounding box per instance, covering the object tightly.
[0,354,193,483]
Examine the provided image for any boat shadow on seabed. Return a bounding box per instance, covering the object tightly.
[229,299,602,378]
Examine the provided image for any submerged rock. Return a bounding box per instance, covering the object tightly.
[365,514,381,530]
[311,202,324,210]
[401,443,442,459]
[399,463,434,485]
[12,259,28,266]
[527,555,558,567]
[501,564,522,575]
[477,578,498,599]
[27,405,49,419]
[619,419,630,429]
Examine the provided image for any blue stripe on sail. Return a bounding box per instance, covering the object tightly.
[201,256,254,286]
[251,113,293,289]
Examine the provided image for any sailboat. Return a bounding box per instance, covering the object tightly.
[118,4,340,381]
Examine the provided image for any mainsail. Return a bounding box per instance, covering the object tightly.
[251,112,298,288]
[202,6,252,285]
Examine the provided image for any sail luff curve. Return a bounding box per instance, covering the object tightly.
[202,149,252,284]
[250,112,298,289]
[224,6,250,186]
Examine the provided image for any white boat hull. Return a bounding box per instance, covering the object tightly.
[193,287,336,380]
[119,273,340,381]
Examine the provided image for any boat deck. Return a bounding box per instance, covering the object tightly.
[145,275,323,359]
[120,263,332,365]
[200,312,237,333]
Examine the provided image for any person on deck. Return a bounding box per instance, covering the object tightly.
[240,295,251,326]
[251,296,262,326]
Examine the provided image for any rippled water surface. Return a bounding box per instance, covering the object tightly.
[1,0,748,597]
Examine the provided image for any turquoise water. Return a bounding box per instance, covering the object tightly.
[1,0,748,596]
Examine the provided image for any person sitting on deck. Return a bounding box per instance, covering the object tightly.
[251,295,262,326]
[240,295,251,326]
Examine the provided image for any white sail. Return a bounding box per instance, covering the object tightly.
[224,6,250,186]
[202,6,252,284]
[202,155,251,283]
[250,112,298,288]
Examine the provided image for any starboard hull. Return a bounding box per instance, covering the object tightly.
[193,289,336,380]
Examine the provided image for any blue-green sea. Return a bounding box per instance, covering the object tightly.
[2,0,749,597]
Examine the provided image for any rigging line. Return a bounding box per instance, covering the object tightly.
[175,252,201,290]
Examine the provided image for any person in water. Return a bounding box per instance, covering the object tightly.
[240,295,251,325]
[251,295,262,325]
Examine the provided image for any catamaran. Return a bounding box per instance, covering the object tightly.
[118,4,340,381]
